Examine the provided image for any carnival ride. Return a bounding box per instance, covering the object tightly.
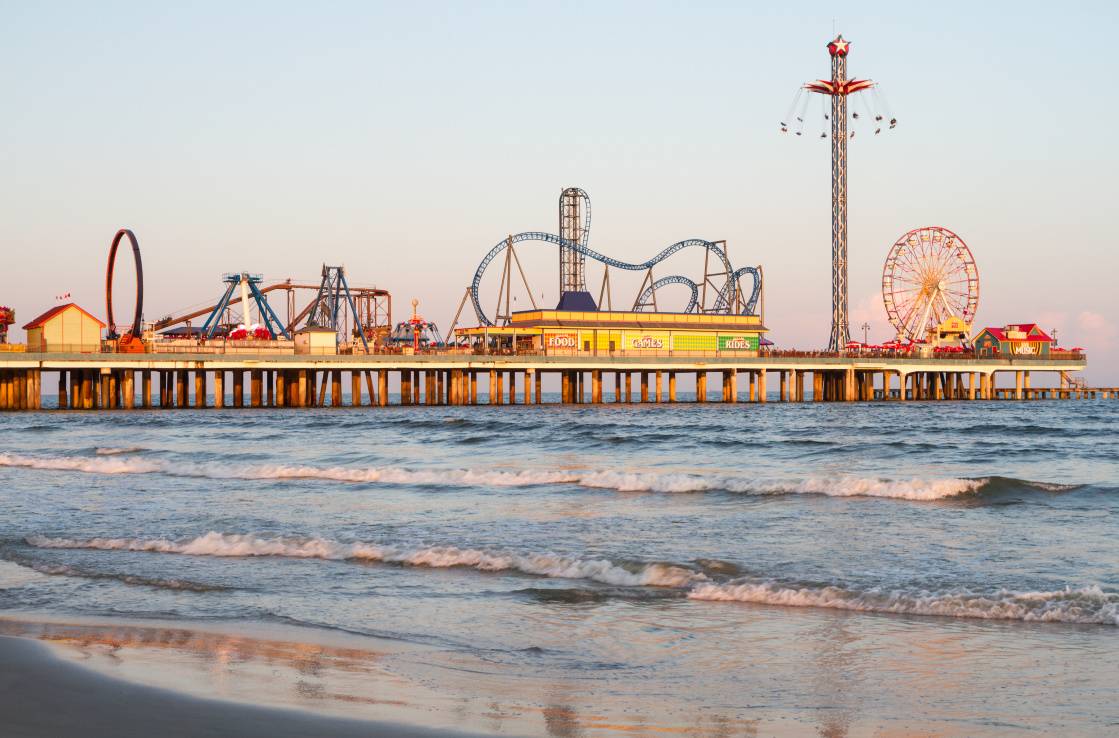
[0,306,13,344]
[105,228,146,352]
[153,267,391,347]
[782,35,897,351]
[198,273,290,340]
[453,187,763,331]
[882,226,979,343]
[387,299,444,349]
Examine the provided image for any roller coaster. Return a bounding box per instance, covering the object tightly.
[464,188,762,328]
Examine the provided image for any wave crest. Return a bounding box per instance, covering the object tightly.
[0,452,1005,500]
[688,581,1119,625]
[24,533,705,588]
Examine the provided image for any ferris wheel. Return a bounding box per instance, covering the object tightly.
[882,226,979,342]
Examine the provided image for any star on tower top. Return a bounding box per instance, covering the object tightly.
[827,35,850,57]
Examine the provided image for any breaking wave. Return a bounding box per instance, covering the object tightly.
[0,452,1049,500]
[94,447,147,456]
[2,555,225,593]
[0,453,163,475]
[24,533,705,588]
[688,581,1119,625]
[24,532,1116,625]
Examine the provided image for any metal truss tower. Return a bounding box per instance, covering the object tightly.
[804,36,875,351]
[829,38,850,350]
[558,187,589,297]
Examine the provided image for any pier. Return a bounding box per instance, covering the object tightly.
[0,351,1106,411]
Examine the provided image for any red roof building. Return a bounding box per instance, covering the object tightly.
[22,303,105,353]
[973,323,1053,357]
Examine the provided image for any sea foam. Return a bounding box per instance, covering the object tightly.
[24,531,1117,625]
[25,533,705,588]
[687,581,1119,625]
[0,452,989,500]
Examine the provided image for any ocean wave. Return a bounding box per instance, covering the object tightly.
[687,581,1119,626]
[0,452,1079,501]
[0,453,164,475]
[24,533,705,588]
[2,556,225,593]
[23,532,1116,625]
[94,447,147,456]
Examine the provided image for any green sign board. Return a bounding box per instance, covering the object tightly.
[717,335,759,351]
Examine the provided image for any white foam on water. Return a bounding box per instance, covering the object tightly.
[0,452,987,500]
[687,581,1119,625]
[25,533,706,588]
[94,447,146,456]
[0,453,163,475]
[25,532,1117,624]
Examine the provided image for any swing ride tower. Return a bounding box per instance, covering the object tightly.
[794,36,885,351]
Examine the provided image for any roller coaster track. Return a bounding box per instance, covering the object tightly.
[470,233,762,326]
[634,275,700,314]
[472,233,745,327]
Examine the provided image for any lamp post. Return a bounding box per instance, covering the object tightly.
[861,321,870,346]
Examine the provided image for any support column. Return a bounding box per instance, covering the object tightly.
[592,370,602,404]
[625,372,633,403]
[231,371,242,407]
[495,370,504,405]
[379,371,389,406]
[613,372,622,403]
[758,368,767,403]
[215,371,225,409]
[779,371,787,402]
[1015,371,1023,400]
[175,370,186,408]
[668,371,677,402]
[1023,371,1032,400]
[535,369,542,404]
[508,370,516,405]
[655,371,663,403]
[194,371,205,409]
[57,372,68,410]
[641,372,649,403]
[696,371,707,403]
[844,368,855,402]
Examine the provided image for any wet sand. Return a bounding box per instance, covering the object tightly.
[0,635,492,738]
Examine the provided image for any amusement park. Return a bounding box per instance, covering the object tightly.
[0,33,1106,411]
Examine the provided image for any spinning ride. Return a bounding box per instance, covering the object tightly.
[782,35,897,350]
[882,226,979,343]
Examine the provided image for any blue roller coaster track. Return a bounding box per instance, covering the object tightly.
[469,214,763,327]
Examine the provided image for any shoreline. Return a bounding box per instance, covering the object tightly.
[0,634,496,738]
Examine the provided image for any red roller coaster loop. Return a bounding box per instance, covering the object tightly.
[105,228,144,344]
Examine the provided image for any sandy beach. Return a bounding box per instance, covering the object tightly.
[0,634,492,738]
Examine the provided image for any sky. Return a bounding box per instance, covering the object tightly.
[1,1,1117,381]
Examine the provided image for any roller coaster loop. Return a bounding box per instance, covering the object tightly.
[105,228,144,339]
[469,232,762,327]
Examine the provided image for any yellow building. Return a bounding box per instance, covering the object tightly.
[294,326,338,355]
[928,316,972,347]
[456,309,768,355]
[22,303,105,353]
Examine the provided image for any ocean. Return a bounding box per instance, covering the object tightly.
[1,397,1117,735]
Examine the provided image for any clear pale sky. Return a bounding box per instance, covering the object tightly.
[2,2,1116,381]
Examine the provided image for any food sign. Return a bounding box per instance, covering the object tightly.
[546,333,578,350]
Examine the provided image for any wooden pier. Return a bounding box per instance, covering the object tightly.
[0,352,1107,411]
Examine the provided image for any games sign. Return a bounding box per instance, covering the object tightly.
[628,334,666,350]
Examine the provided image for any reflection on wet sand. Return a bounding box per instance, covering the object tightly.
[0,615,768,737]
